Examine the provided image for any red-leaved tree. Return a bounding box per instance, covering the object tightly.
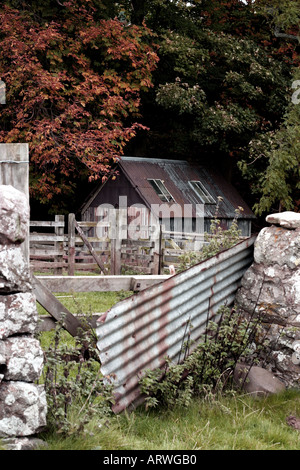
[0,1,158,210]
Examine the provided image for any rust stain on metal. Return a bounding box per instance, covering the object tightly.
[96,236,256,413]
[98,312,108,324]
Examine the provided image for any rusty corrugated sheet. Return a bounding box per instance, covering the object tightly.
[96,235,256,413]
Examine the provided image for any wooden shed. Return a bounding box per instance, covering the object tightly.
[80,157,255,238]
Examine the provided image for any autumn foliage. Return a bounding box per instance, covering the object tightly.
[0,1,158,208]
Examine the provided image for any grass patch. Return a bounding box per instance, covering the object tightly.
[37,290,132,349]
[36,291,122,350]
[39,390,300,450]
[37,290,132,317]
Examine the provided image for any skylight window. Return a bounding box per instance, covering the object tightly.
[148,179,176,203]
[189,181,216,204]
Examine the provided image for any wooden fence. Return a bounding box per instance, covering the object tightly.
[29,210,209,275]
[30,215,66,274]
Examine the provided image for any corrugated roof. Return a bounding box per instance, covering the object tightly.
[119,157,254,219]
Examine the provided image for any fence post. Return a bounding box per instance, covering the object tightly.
[158,224,163,274]
[110,215,116,275]
[68,213,75,276]
[110,209,120,275]
[54,215,64,275]
[150,219,161,275]
[160,224,166,274]
[110,208,127,275]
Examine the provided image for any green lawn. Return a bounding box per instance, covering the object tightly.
[36,290,132,317]
[37,289,132,358]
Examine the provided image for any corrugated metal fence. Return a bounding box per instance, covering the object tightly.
[96,235,256,413]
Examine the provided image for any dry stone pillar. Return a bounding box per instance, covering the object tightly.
[235,211,300,389]
[0,185,47,449]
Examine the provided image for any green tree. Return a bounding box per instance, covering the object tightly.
[238,0,300,214]
[123,0,295,193]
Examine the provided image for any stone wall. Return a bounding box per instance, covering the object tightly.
[235,211,300,389]
[0,185,47,449]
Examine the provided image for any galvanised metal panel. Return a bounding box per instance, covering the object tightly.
[96,235,256,413]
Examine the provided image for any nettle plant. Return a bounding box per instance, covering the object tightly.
[139,304,267,409]
[139,202,259,409]
[37,316,114,436]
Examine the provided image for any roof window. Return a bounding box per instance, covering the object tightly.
[148,179,176,203]
[189,181,216,204]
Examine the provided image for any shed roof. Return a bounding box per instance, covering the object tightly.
[118,157,254,219]
[81,156,255,219]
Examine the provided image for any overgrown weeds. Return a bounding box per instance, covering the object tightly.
[139,303,268,410]
[37,315,114,436]
[178,201,243,272]
[139,202,265,410]
[36,290,134,437]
